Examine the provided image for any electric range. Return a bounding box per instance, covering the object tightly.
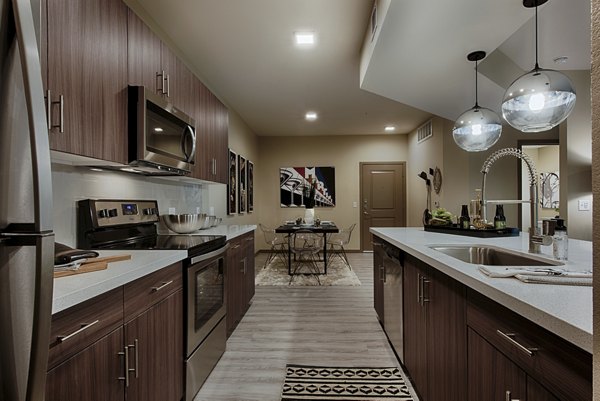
[76,199,226,255]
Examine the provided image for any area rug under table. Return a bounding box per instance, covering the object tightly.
[255,258,361,286]
[281,364,414,400]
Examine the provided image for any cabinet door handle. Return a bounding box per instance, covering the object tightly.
[496,330,538,356]
[129,339,139,379]
[45,89,52,129]
[417,274,422,305]
[156,70,165,94]
[422,277,431,304]
[57,319,99,343]
[151,280,173,292]
[166,74,170,97]
[505,390,520,401]
[58,95,64,133]
[232,244,240,249]
[379,264,385,282]
[118,345,130,387]
[241,258,246,274]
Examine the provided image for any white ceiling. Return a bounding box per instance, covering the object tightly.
[130,0,590,136]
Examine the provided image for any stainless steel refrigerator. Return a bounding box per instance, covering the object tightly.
[0,0,54,400]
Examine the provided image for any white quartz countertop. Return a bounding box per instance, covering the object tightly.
[52,225,256,315]
[370,227,592,353]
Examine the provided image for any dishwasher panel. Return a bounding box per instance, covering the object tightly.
[382,243,404,362]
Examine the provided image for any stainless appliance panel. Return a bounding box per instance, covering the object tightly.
[0,1,54,400]
[382,247,404,362]
[129,86,196,175]
[186,245,227,355]
[185,317,226,401]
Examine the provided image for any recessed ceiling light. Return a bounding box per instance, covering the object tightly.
[305,111,318,121]
[154,127,164,132]
[384,125,396,132]
[295,31,315,46]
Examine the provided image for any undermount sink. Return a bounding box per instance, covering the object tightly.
[429,245,563,266]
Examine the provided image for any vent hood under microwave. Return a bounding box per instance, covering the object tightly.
[128,86,197,176]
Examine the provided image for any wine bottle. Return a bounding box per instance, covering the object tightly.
[459,204,470,229]
[494,204,506,229]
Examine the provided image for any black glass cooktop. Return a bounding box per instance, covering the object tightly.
[95,234,226,257]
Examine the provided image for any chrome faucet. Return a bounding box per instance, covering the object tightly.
[480,148,552,253]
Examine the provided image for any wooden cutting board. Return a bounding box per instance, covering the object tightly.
[54,254,131,278]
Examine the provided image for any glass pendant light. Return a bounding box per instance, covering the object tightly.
[501,0,576,132]
[453,51,502,152]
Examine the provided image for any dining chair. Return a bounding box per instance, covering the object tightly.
[290,229,323,281]
[259,223,288,268]
[326,223,356,269]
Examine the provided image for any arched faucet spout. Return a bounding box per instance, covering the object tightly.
[480,148,549,253]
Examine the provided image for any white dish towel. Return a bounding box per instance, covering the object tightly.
[478,265,592,286]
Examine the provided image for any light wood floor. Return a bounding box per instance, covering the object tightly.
[194,252,416,401]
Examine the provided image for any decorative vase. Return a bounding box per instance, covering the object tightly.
[304,208,315,225]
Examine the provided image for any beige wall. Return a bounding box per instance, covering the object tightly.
[256,134,408,250]
[591,1,599,397]
[563,70,593,241]
[208,110,260,233]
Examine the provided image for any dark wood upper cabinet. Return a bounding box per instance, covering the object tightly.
[127,9,162,93]
[45,0,128,164]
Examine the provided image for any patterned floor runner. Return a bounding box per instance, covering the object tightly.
[281,364,414,400]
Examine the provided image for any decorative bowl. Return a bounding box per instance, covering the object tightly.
[162,213,206,234]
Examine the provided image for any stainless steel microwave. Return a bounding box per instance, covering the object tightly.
[128,86,196,175]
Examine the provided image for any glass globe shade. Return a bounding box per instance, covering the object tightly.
[502,68,576,133]
[452,106,502,152]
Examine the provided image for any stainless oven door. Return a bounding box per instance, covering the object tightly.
[186,244,228,355]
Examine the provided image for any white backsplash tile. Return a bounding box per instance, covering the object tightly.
[51,164,222,246]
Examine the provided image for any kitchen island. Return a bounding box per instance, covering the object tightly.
[371,227,592,401]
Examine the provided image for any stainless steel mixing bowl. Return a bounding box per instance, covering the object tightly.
[161,213,206,233]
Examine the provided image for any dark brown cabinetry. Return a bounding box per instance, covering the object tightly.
[402,255,467,401]
[45,262,184,401]
[45,0,129,164]
[372,240,384,323]
[127,10,228,184]
[467,290,591,401]
[226,232,255,336]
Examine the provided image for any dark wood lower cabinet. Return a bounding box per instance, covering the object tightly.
[45,327,124,401]
[46,264,184,401]
[468,327,527,401]
[226,232,255,336]
[402,255,466,401]
[124,290,184,401]
[372,235,591,401]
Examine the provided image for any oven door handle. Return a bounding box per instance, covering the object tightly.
[190,243,230,265]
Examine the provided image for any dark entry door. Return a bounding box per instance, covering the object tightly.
[360,163,406,251]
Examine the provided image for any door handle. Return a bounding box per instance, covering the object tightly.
[45,89,51,129]
[151,280,173,292]
[380,264,385,282]
[118,346,130,387]
[57,320,99,343]
[497,330,538,356]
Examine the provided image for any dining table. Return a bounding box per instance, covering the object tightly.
[274,223,340,275]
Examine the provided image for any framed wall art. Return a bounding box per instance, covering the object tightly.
[228,149,237,215]
[238,155,247,214]
[279,166,335,208]
[248,161,254,213]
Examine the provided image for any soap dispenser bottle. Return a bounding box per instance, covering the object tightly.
[553,219,568,261]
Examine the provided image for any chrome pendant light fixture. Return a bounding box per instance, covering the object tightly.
[453,51,502,152]
[501,0,576,133]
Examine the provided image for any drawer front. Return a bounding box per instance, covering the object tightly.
[124,262,183,322]
[48,287,124,369]
[466,290,591,401]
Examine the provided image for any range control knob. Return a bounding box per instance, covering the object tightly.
[108,208,118,218]
[97,209,109,218]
